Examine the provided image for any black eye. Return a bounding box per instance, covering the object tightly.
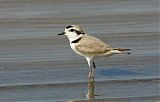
[70,29,74,32]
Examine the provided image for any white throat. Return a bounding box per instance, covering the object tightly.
[67,34,83,43]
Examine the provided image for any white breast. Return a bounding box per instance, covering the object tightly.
[70,43,76,52]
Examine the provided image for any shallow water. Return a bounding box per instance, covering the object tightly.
[0,0,159,102]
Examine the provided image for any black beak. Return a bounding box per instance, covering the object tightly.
[58,32,65,35]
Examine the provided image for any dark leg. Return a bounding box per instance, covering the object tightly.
[91,61,96,78]
[86,58,96,79]
[93,62,96,69]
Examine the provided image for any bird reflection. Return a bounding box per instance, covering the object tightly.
[86,77,96,102]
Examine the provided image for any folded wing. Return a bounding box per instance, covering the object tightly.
[76,35,112,55]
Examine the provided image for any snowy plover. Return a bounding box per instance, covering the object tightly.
[58,25,131,78]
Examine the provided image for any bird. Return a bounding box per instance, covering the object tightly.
[58,25,131,78]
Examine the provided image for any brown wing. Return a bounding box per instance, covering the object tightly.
[76,35,112,54]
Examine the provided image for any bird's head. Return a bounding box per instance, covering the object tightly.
[58,25,85,41]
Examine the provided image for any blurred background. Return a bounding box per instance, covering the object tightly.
[0,0,159,102]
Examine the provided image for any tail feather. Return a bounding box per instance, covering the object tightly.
[113,48,130,51]
[113,48,131,54]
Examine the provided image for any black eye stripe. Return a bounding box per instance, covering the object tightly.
[66,25,73,29]
[70,29,74,32]
[75,30,85,35]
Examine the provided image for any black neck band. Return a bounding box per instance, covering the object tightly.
[71,37,82,43]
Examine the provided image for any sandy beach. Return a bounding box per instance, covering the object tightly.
[0,0,159,102]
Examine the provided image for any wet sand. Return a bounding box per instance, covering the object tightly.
[0,0,159,102]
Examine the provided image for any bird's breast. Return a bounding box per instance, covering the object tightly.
[70,43,85,56]
[70,43,76,51]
